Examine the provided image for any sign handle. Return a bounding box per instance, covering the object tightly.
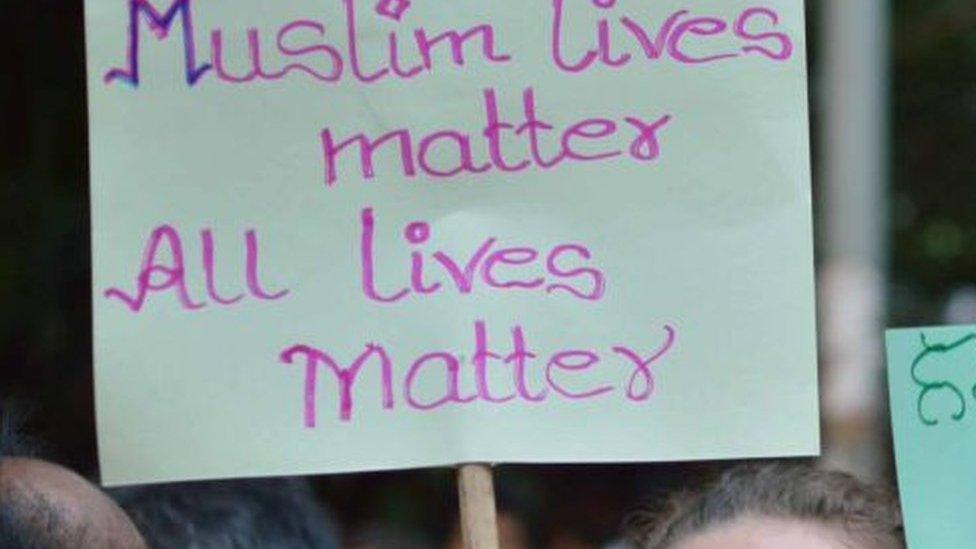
[457,463,500,549]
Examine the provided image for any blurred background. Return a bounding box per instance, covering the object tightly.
[1,0,974,546]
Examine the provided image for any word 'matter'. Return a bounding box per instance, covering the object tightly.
[322,88,672,184]
[281,321,678,426]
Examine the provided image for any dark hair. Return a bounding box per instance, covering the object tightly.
[0,482,105,549]
[625,462,904,548]
[112,478,340,549]
[1,400,37,547]
[0,400,97,549]
[0,399,38,458]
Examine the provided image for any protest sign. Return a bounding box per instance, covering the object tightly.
[85,0,817,486]
[886,326,976,549]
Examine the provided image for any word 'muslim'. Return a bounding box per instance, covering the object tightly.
[102,0,795,184]
[103,0,794,87]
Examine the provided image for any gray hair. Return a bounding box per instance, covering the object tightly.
[625,462,904,549]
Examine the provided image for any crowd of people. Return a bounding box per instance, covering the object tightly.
[1,402,904,549]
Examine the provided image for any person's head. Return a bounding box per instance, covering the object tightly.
[112,477,340,549]
[0,403,147,548]
[626,462,904,549]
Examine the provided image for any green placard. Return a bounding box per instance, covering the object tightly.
[887,326,976,548]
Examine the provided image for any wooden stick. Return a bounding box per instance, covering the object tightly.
[457,463,500,549]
